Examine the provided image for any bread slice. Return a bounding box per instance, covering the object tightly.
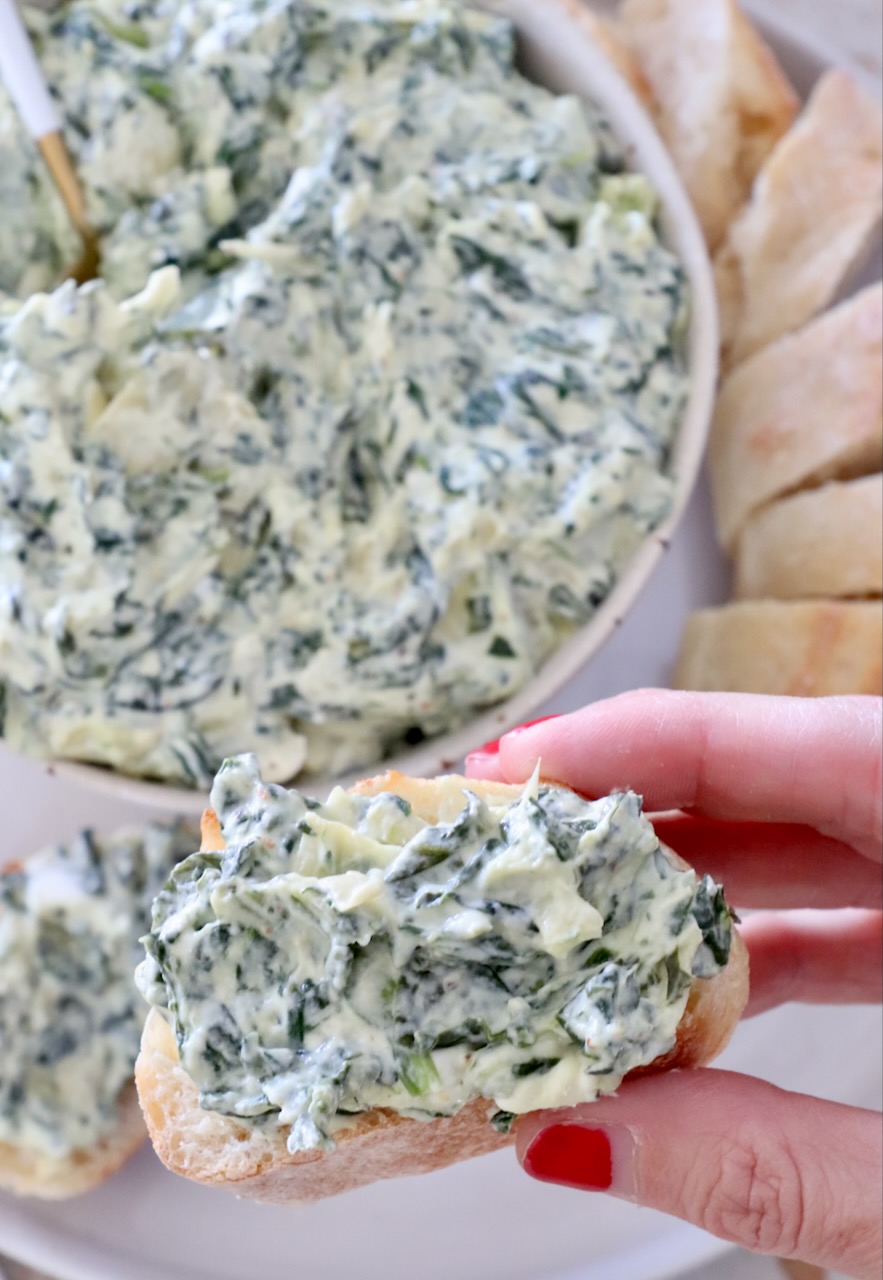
[734,476,883,601]
[715,70,883,370]
[0,1086,145,1200]
[674,601,883,696]
[136,773,749,1205]
[710,283,883,552]
[619,0,799,250]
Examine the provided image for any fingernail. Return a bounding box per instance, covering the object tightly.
[464,748,499,772]
[522,1124,617,1192]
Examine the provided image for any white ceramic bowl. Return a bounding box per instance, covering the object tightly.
[52,0,719,815]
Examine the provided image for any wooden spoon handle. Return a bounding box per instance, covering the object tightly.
[37,132,91,236]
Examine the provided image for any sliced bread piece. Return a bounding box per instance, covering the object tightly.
[0,822,197,1198]
[710,283,883,552]
[620,0,799,250]
[674,600,883,696]
[715,70,883,369]
[734,476,883,601]
[0,1087,146,1200]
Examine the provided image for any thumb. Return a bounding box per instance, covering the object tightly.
[515,1069,882,1280]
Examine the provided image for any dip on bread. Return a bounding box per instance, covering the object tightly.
[136,757,736,1154]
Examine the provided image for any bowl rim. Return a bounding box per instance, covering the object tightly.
[50,0,719,815]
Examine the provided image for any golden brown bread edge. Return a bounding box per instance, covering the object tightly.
[0,854,149,1198]
[0,1085,146,1199]
[136,773,749,1205]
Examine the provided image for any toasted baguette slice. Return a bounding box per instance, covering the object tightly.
[715,70,883,370]
[0,1085,145,1200]
[674,601,883,696]
[136,773,749,1205]
[620,0,799,250]
[734,476,883,601]
[710,284,883,552]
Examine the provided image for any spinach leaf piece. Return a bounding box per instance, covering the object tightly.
[399,1050,441,1097]
[691,877,734,976]
[384,794,484,883]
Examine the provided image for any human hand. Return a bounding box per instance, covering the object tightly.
[466,691,883,1280]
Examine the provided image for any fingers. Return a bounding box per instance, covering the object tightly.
[650,815,883,910]
[515,1070,883,1280]
[466,692,883,859]
[740,910,883,1018]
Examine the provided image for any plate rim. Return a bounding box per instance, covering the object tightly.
[0,1196,736,1280]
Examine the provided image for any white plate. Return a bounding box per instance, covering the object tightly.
[48,0,720,815]
[1,8,880,1280]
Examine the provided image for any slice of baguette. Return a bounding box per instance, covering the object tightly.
[715,70,883,370]
[710,283,883,552]
[674,601,883,696]
[619,0,799,250]
[0,1085,145,1200]
[0,841,147,1198]
[136,773,749,1205]
[734,476,883,601]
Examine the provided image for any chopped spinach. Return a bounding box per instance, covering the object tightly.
[138,757,733,1156]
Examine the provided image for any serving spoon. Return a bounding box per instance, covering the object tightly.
[0,0,100,283]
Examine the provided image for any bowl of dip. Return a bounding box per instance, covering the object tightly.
[0,0,717,814]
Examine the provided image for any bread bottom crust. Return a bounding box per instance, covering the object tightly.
[0,1085,146,1199]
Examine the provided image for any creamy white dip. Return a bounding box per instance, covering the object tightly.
[0,0,688,786]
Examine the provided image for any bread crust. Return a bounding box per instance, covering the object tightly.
[0,1085,146,1199]
[674,601,883,697]
[715,70,883,370]
[710,283,883,552]
[734,476,883,602]
[136,773,749,1204]
[0,844,150,1199]
[620,0,799,250]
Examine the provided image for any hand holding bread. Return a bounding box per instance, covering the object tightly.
[466,691,883,1280]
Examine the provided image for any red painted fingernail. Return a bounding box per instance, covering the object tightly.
[522,1125,613,1192]
[471,737,501,757]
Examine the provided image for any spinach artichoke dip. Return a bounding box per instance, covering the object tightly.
[0,0,689,788]
[0,821,196,1160]
[136,756,733,1151]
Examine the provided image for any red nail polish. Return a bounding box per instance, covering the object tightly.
[471,737,501,757]
[510,715,560,734]
[523,1125,613,1192]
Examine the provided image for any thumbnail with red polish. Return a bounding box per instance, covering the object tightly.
[522,1125,613,1192]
